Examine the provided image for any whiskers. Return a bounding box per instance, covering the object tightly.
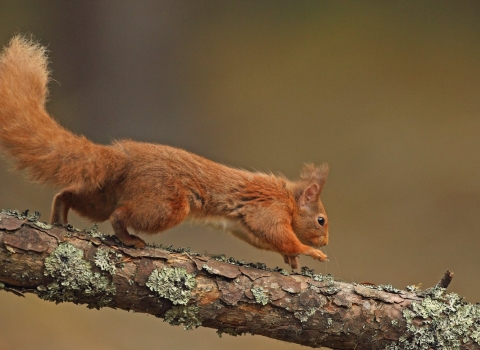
[314,245,341,276]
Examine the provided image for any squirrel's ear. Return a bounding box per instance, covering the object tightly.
[299,183,320,207]
[299,163,329,193]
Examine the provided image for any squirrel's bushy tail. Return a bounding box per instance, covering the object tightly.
[0,35,120,189]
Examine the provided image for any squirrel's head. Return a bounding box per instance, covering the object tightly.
[291,163,329,248]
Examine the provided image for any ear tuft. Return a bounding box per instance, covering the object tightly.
[299,163,329,190]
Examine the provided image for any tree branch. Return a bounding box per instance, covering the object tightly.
[0,209,479,350]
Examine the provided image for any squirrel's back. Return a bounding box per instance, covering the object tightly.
[0,35,124,189]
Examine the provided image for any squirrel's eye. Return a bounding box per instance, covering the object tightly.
[317,217,325,226]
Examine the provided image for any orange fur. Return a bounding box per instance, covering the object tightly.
[0,35,330,269]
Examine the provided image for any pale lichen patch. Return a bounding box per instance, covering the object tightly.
[40,242,115,307]
[94,247,123,275]
[217,327,240,338]
[83,224,105,239]
[294,307,317,323]
[202,264,214,274]
[251,286,269,305]
[386,286,480,349]
[406,284,421,292]
[146,266,196,305]
[164,305,202,330]
[33,221,53,230]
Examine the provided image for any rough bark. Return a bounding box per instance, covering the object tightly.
[0,210,479,350]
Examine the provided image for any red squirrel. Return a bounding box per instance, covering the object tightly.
[0,35,329,269]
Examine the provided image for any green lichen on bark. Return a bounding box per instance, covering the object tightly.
[251,286,269,305]
[146,266,196,305]
[202,264,214,274]
[386,286,480,350]
[83,224,105,239]
[301,266,335,285]
[94,247,123,275]
[33,221,53,230]
[0,208,52,229]
[40,242,116,307]
[217,327,240,338]
[164,305,202,330]
[378,283,402,293]
[294,307,317,323]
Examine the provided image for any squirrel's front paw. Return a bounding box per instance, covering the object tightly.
[306,248,328,262]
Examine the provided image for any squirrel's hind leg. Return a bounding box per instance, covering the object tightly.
[51,191,73,224]
[110,206,146,249]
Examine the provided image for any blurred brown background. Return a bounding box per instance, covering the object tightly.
[1,1,479,349]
